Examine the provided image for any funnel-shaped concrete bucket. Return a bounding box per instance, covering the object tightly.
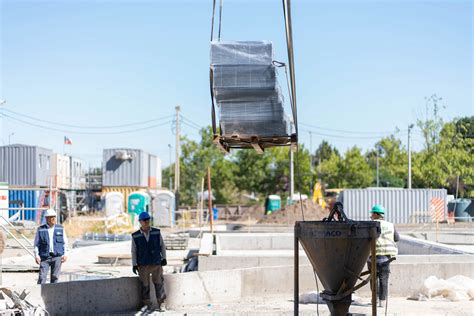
[295,220,380,316]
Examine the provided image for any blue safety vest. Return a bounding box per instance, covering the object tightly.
[132,228,162,266]
[38,224,65,259]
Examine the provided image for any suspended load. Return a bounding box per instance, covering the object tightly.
[210,41,296,152]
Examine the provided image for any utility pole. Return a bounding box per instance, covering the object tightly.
[174,106,180,207]
[376,146,380,187]
[408,124,414,189]
[309,131,313,196]
[168,144,172,191]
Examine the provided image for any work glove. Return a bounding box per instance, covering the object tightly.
[132,265,139,275]
[161,259,167,266]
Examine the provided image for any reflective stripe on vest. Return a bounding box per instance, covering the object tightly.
[375,220,398,256]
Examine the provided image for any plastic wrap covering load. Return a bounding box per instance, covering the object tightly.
[220,99,285,123]
[211,41,273,65]
[213,64,276,92]
[221,121,288,138]
[211,41,288,139]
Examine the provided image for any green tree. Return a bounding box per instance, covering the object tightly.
[179,127,238,205]
[339,147,373,188]
[366,136,407,187]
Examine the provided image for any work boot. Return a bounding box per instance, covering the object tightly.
[139,302,153,314]
[156,303,166,312]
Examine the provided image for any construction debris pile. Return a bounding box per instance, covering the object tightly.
[258,201,328,224]
[0,288,47,315]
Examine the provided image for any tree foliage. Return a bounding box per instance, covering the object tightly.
[165,113,472,205]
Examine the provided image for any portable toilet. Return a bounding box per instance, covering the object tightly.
[104,192,124,217]
[128,191,151,225]
[265,195,281,214]
[150,190,175,227]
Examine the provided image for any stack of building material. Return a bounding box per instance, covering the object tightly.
[164,233,189,250]
[211,41,288,138]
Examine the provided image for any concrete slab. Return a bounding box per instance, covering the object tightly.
[41,277,141,314]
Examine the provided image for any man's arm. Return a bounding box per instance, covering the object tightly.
[131,237,137,266]
[63,229,69,255]
[160,234,166,259]
[33,229,41,264]
[394,229,400,242]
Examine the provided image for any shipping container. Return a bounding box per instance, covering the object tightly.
[149,189,175,227]
[101,186,146,212]
[0,182,8,219]
[147,155,163,188]
[8,189,40,222]
[102,148,149,187]
[51,154,71,189]
[0,145,52,187]
[338,188,447,224]
[70,156,86,190]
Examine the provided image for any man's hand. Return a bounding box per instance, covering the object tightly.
[61,255,67,263]
[35,256,41,265]
[161,259,167,266]
[132,265,139,275]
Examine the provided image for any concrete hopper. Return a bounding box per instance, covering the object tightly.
[294,203,381,316]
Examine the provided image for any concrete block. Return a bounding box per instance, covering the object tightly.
[399,235,466,255]
[164,269,241,309]
[41,277,141,315]
[199,233,214,256]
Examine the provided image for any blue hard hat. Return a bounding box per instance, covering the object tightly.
[138,212,151,221]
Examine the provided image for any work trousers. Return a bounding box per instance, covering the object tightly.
[368,261,391,301]
[138,265,166,306]
[38,256,62,284]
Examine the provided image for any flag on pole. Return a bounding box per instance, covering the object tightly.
[64,136,72,145]
[430,197,445,223]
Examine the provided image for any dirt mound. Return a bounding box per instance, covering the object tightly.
[258,200,328,224]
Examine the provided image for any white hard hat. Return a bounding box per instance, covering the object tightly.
[44,209,57,217]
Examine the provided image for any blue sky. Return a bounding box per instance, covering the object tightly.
[0,0,472,167]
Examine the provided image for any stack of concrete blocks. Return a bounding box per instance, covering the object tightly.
[211,41,288,138]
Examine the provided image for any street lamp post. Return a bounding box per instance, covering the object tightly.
[408,124,414,189]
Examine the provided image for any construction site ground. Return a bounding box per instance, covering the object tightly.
[1,216,473,315]
[108,296,474,315]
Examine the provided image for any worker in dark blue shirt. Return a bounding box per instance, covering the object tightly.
[131,212,167,312]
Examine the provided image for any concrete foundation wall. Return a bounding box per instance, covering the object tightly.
[39,257,474,313]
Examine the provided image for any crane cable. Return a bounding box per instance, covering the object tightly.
[282,0,298,139]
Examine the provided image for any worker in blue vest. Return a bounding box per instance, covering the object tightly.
[368,204,400,307]
[131,212,167,312]
[34,208,68,284]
